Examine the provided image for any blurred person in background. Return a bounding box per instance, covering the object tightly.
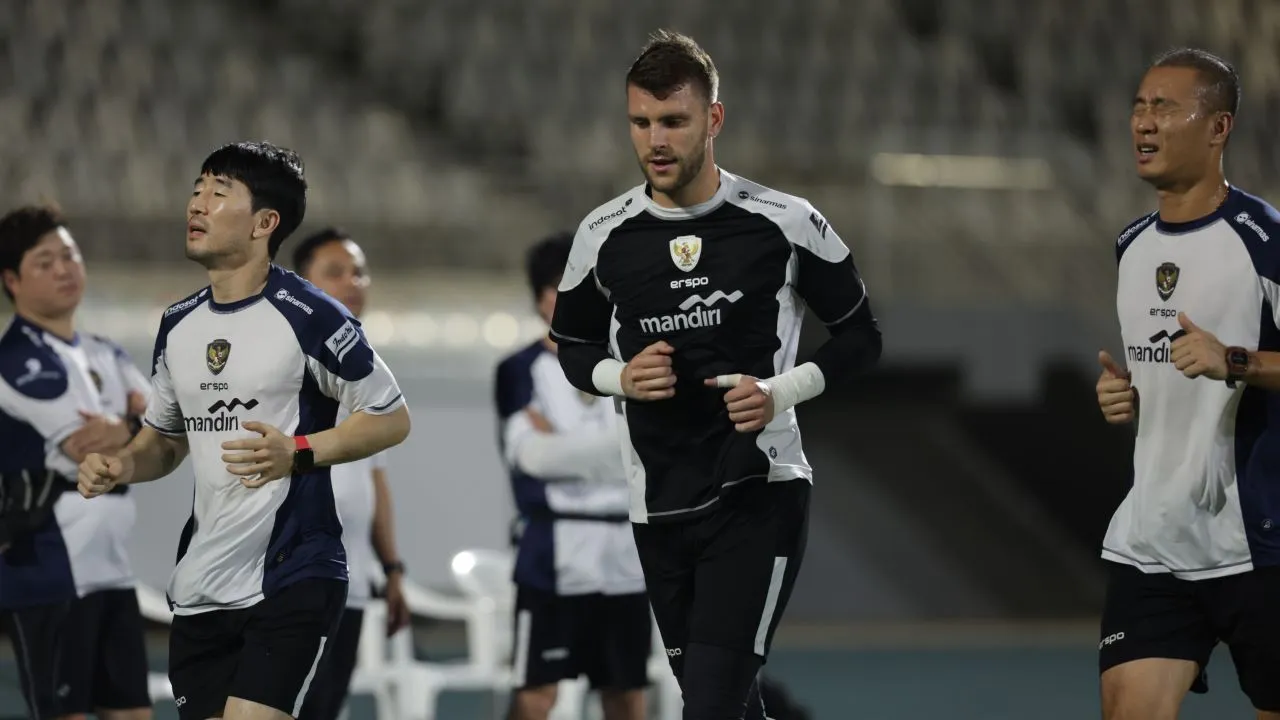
[0,206,153,720]
[77,141,410,720]
[292,227,410,720]
[494,232,650,720]
[549,29,880,720]
[1097,48,1280,720]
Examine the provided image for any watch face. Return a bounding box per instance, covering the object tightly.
[1231,350,1249,365]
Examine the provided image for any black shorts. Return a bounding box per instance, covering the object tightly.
[1099,561,1280,711]
[3,588,151,717]
[513,586,652,691]
[297,607,364,720]
[632,479,809,676]
[168,578,347,720]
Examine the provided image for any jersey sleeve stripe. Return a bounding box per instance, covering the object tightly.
[362,393,404,414]
[547,329,601,345]
[144,418,186,436]
[819,279,868,326]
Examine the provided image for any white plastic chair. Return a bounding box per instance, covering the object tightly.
[346,598,398,720]
[447,549,686,720]
[356,566,517,720]
[449,548,589,720]
[133,584,175,703]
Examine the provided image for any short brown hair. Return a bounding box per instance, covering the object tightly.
[625,29,718,103]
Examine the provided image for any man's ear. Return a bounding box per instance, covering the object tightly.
[1,268,19,301]
[1211,111,1234,147]
[252,208,281,241]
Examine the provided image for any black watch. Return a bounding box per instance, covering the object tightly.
[1226,346,1250,388]
[383,560,406,576]
[291,435,315,474]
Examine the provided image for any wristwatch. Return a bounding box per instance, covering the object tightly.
[383,560,406,576]
[1225,346,1251,388]
[292,435,315,474]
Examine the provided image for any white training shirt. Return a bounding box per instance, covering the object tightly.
[0,315,148,608]
[496,341,645,596]
[144,265,405,615]
[1105,187,1280,580]
[330,401,387,608]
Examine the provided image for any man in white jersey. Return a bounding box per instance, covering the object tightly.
[496,233,650,720]
[0,206,152,720]
[1096,48,1280,719]
[292,228,410,720]
[76,142,411,720]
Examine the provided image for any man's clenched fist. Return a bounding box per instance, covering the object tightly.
[78,452,131,498]
[622,341,677,401]
[1097,350,1137,425]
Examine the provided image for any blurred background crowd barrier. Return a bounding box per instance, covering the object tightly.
[3,0,1277,716]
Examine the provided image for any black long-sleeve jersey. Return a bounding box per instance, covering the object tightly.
[550,169,881,524]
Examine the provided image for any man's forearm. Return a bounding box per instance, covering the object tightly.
[370,469,401,566]
[121,426,189,484]
[810,321,882,385]
[307,405,411,467]
[558,343,622,396]
[514,431,623,483]
[1243,350,1280,390]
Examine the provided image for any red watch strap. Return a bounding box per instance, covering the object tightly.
[294,435,311,452]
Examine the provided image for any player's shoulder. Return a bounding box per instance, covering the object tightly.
[494,341,544,414]
[0,317,68,400]
[1114,210,1159,262]
[85,332,131,361]
[575,185,648,242]
[496,340,547,380]
[158,286,211,337]
[264,265,355,326]
[1224,187,1280,245]
[725,171,830,246]
[262,265,364,356]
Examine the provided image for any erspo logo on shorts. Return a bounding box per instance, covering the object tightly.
[1099,631,1125,649]
[665,647,682,657]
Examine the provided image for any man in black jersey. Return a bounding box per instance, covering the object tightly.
[549,29,881,719]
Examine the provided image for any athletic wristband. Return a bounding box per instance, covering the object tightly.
[762,362,826,414]
[591,358,626,396]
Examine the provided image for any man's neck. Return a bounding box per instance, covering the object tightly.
[653,163,721,209]
[16,308,75,342]
[1157,172,1229,224]
[208,260,271,304]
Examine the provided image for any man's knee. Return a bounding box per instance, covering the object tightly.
[1100,658,1198,720]
[600,688,646,720]
[222,696,296,720]
[680,643,762,720]
[96,710,153,720]
[509,684,558,720]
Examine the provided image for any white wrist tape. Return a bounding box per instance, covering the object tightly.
[710,362,827,413]
[591,358,626,397]
[764,362,826,413]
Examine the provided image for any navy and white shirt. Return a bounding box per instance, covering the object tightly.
[145,266,405,615]
[1105,187,1280,580]
[0,316,149,609]
[496,341,644,596]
